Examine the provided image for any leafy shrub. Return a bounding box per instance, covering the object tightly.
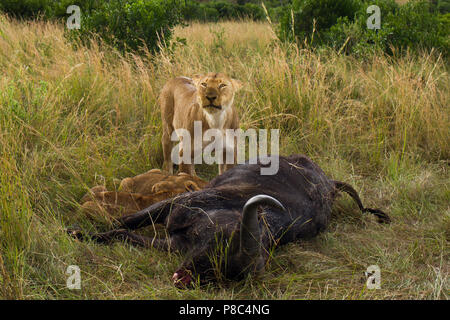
[431,0,450,13]
[48,0,104,19]
[0,0,275,23]
[240,3,265,20]
[277,0,449,56]
[278,0,362,43]
[0,0,182,55]
[0,0,103,19]
[0,0,51,18]
[180,0,266,22]
[73,0,182,54]
[200,6,221,21]
[210,1,239,19]
[267,5,288,22]
[382,0,447,53]
[181,0,203,21]
[327,0,449,56]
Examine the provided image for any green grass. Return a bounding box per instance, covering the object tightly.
[0,17,448,299]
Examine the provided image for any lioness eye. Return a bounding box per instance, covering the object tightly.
[200,82,207,88]
[219,84,227,89]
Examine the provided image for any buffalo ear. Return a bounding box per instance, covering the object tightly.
[231,78,243,91]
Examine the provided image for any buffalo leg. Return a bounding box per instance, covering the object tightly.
[73,228,173,251]
[117,195,186,230]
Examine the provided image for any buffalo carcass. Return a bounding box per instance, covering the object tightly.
[69,154,390,287]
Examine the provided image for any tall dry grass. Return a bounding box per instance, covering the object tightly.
[0,16,448,299]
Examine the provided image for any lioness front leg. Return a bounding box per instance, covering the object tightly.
[178,139,197,176]
[219,136,237,175]
[219,163,235,175]
[162,127,173,174]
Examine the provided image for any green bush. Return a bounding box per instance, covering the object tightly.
[200,6,221,21]
[431,0,450,13]
[180,0,266,22]
[383,0,447,53]
[0,0,51,18]
[0,0,277,23]
[0,0,182,55]
[267,5,288,22]
[180,0,203,21]
[325,0,400,55]
[277,0,449,56]
[240,3,265,20]
[0,0,103,19]
[210,1,239,19]
[327,0,449,56]
[48,0,104,19]
[73,0,182,54]
[278,0,362,43]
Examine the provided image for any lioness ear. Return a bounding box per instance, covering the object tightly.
[191,74,204,87]
[231,79,244,91]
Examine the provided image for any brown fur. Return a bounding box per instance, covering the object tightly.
[80,169,208,221]
[160,73,243,176]
[71,154,390,287]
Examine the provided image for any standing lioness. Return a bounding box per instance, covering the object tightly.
[160,73,243,176]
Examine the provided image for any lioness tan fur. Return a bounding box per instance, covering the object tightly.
[160,73,243,176]
[80,169,208,222]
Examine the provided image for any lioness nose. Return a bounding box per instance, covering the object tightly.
[206,95,217,102]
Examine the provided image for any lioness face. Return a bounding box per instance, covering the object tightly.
[193,73,242,112]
